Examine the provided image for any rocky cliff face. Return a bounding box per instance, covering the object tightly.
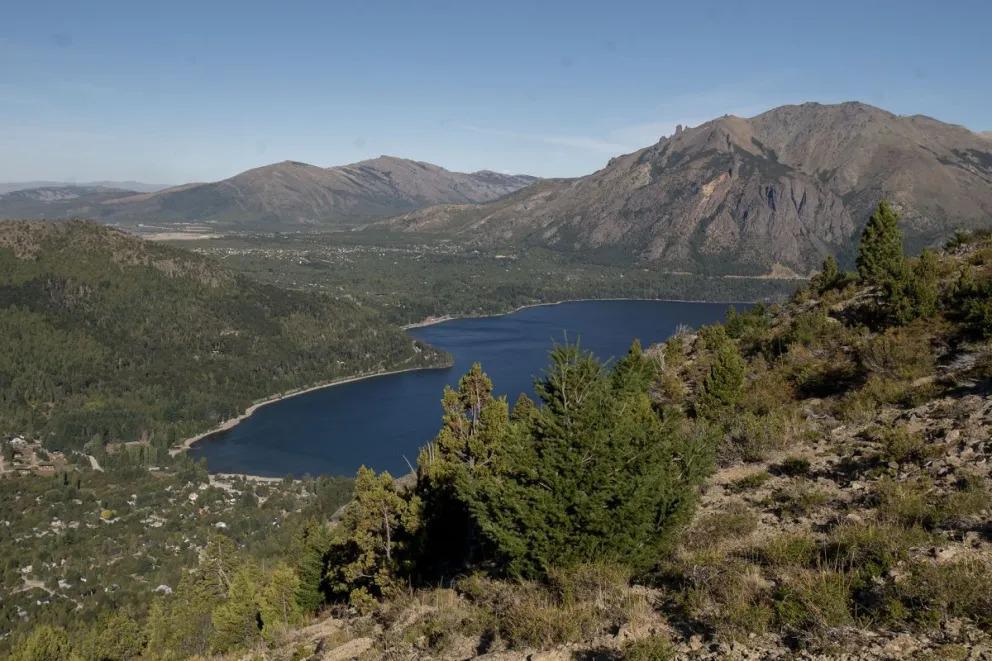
[384,102,992,275]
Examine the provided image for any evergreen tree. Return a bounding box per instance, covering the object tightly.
[210,564,264,653]
[328,467,422,611]
[814,255,842,293]
[418,363,509,482]
[259,562,303,641]
[415,363,511,574]
[144,569,222,658]
[10,625,70,661]
[695,339,746,418]
[907,249,940,319]
[857,200,906,286]
[291,519,330,614]
[455,344,714,578]
[610,340,659,395]
[75,612,145,661]
[510,392,538,422]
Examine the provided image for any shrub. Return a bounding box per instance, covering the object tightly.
[678,558,775,639]
[784,310,834,348]
[456,563,650,650]
[728,470,771,493]
[812,255,842,293]
[725,304,771,344]
[823,522,928,582]
[749,532,818,568]
[857,326,935,382]
[395,589,482,654]
[739,361,795,414]
[894,558,992,628]
[872,426,935,465]
[778,456,812,477]
[953,271,992,338]
[773,569,853,632]
[695,340,747,420]
[622,635,676,660]
[683,503,758,551]
[771,479,829,518]
[724,411,788,462]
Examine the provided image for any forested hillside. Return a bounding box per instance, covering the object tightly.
[0,221,447,452]
[7,203,992,658]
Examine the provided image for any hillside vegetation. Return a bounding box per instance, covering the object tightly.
[7,203,992,659]
[184,232,801,327]
[0,221,446,452]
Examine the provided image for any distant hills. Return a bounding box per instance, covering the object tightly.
[0,180,169,195]
[382,102,992,275]
[0,157,537,231]
[3,103,990,276]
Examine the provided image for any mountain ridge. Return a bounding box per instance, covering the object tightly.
[380,102,992,275]
[0,157,538,230]
[0,180,170,195]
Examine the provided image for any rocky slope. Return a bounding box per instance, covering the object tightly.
[240,236,992,660]
[382,102,992,275]
[0,157,537,230]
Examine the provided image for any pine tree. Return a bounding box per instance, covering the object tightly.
[415,364,512,575]
[75,612,145,661]
[291,519,329,614]
[210,564,264,653]
[510,392,537,422]
[857,200,906,286]
[328,467,422,611]
[10,625,71,661]
[695,340,746,418]
[455,344,714,578]
[259,562,302,641]
[814,255,841,293]
[907,249,940,319]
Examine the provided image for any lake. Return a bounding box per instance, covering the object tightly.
[189,299,736,477]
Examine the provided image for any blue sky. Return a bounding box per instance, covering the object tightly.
[1,1,990,183]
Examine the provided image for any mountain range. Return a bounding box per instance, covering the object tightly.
[0,157,537,230]
[0,180,169,195]
[382,102,992,274]
[2,102,990,275]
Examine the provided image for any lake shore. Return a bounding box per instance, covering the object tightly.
[169,364,444,457]
[178,297,749,472]
[401,296,754,330]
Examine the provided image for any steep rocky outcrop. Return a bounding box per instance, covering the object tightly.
[383,102,992,275]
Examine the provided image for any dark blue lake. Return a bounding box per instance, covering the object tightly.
[189,300,735,477]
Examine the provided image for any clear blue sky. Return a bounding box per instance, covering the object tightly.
[1,0,989,183]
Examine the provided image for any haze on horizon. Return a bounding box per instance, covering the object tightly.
[1,0,990,185]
